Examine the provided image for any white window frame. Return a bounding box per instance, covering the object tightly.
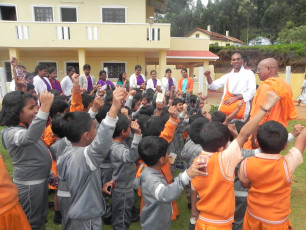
[32,5,54,22]
[58,5,78,22]
[100,5,127,23]
[0,3,18,21]
[101,61,127,81]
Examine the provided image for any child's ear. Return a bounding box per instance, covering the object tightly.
[158,156,166,165]
[217,146,225,152]
[83,131,90,142]
[283,142,288,150]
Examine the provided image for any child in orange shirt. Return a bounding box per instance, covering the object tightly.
[0,154,31,230]
[191,91,280,230]
[238,121,306,230]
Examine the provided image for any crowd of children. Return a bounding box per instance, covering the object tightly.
[0,57,305,230]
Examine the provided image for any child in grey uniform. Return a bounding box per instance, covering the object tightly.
[181,117,209,167]
[0,91,54,230]
[137,136,205,230]
[109,114,142,230]
[56,88,127,230]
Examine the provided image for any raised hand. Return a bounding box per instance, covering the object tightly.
[186,161,208,178]
[71,73,80,86]
[10,57,18,66]
[120,107,129,118]
[204,70,211,78]
[292,124,304,137]
[92,96,104,113]
[263,91,280,111]
[168,106,178,119]
[131,120,141,135]
[39,91,55,113]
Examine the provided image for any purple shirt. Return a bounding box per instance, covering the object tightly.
[42,77,51,91]
[87,76,93,92]
[97,80,115,88]
[152,79,157,88]
[168,77,174,90]
[136,75,144,85]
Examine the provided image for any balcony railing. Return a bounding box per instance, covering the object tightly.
[0,21,171,49]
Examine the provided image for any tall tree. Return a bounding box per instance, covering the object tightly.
[238,0,257,43]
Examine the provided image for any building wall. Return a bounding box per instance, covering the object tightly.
[4,0,146,23]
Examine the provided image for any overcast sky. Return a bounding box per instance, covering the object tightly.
[192,0,209,7]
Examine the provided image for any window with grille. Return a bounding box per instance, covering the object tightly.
[4,62,12,81]
[102,8,125,23]
[103,63,125,79]
[34,7,53,21]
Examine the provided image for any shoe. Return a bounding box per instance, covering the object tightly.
[53,210,62,225]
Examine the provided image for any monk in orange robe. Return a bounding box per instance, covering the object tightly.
[244,58,298,149]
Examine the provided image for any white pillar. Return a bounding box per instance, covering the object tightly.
[0,67,7,98]
[285,66,291,83]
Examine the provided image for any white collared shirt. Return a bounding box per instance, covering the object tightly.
[129,73,146,88]
[33,75,51,95]
[61,75,73,96]
[146,78,162,91]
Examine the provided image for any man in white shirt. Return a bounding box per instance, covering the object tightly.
[204,53,256,120]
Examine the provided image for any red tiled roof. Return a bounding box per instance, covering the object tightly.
[186,27,243,44]
[166,50,219,60]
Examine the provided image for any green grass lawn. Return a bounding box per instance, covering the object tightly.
[1,120,306,230]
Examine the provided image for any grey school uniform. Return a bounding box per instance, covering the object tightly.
[181,139,203,167]
[109,134,142,230]
[140,167,191,230]
[56,115,118,230]
[51,137,72,228]
[1,110,51,230]
[232,148,255,230]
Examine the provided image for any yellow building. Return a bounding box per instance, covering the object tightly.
[186,26,244,47]
[0,0,218,87]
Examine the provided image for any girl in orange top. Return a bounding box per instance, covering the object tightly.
[178,68,194,95]
[0,155,31,230]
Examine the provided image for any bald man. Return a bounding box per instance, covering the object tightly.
[244,58,298,149]
[205,53,256,120]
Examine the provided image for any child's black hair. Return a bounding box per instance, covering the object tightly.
[26,82,35,91]
[51,114,65,138]
[48,67,57,74]
[25,73,34,80]
[146,88,155,96]
[135,65,142,70]
[104,90,113,104]
[200,122,231,152]
[66,66,75,74]
[62,111,92,143]
[142,93,152,103]
[132,99,140,110]
[81,94,95,110]
[0,91,37,126]
[190,95,197,105]
[139,105,155,117]
[124,106,132,116]
[54,95,68,101]
[160,110,170,125]
[83,64,91,70]
[113,114,130,138]
[133,114,150,133]
[35,64,48,75]
[96,103,111,123]
[143,116,164,137]
[257,121,288,154]
[134,94,142,101]
[211,111,226,123]
[50,99,68,118]
[189,117,209,144]
[172,98,183,106]
[232,120,246,134]
[189,114,202,124]
[49,89,60,96]
[138,136,168,166]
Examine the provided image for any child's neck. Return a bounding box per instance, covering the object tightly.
[149,164,161,171]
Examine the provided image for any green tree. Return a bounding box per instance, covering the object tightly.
[238,0,257,44]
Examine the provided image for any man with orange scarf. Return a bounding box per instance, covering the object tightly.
[244,58,298,149]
